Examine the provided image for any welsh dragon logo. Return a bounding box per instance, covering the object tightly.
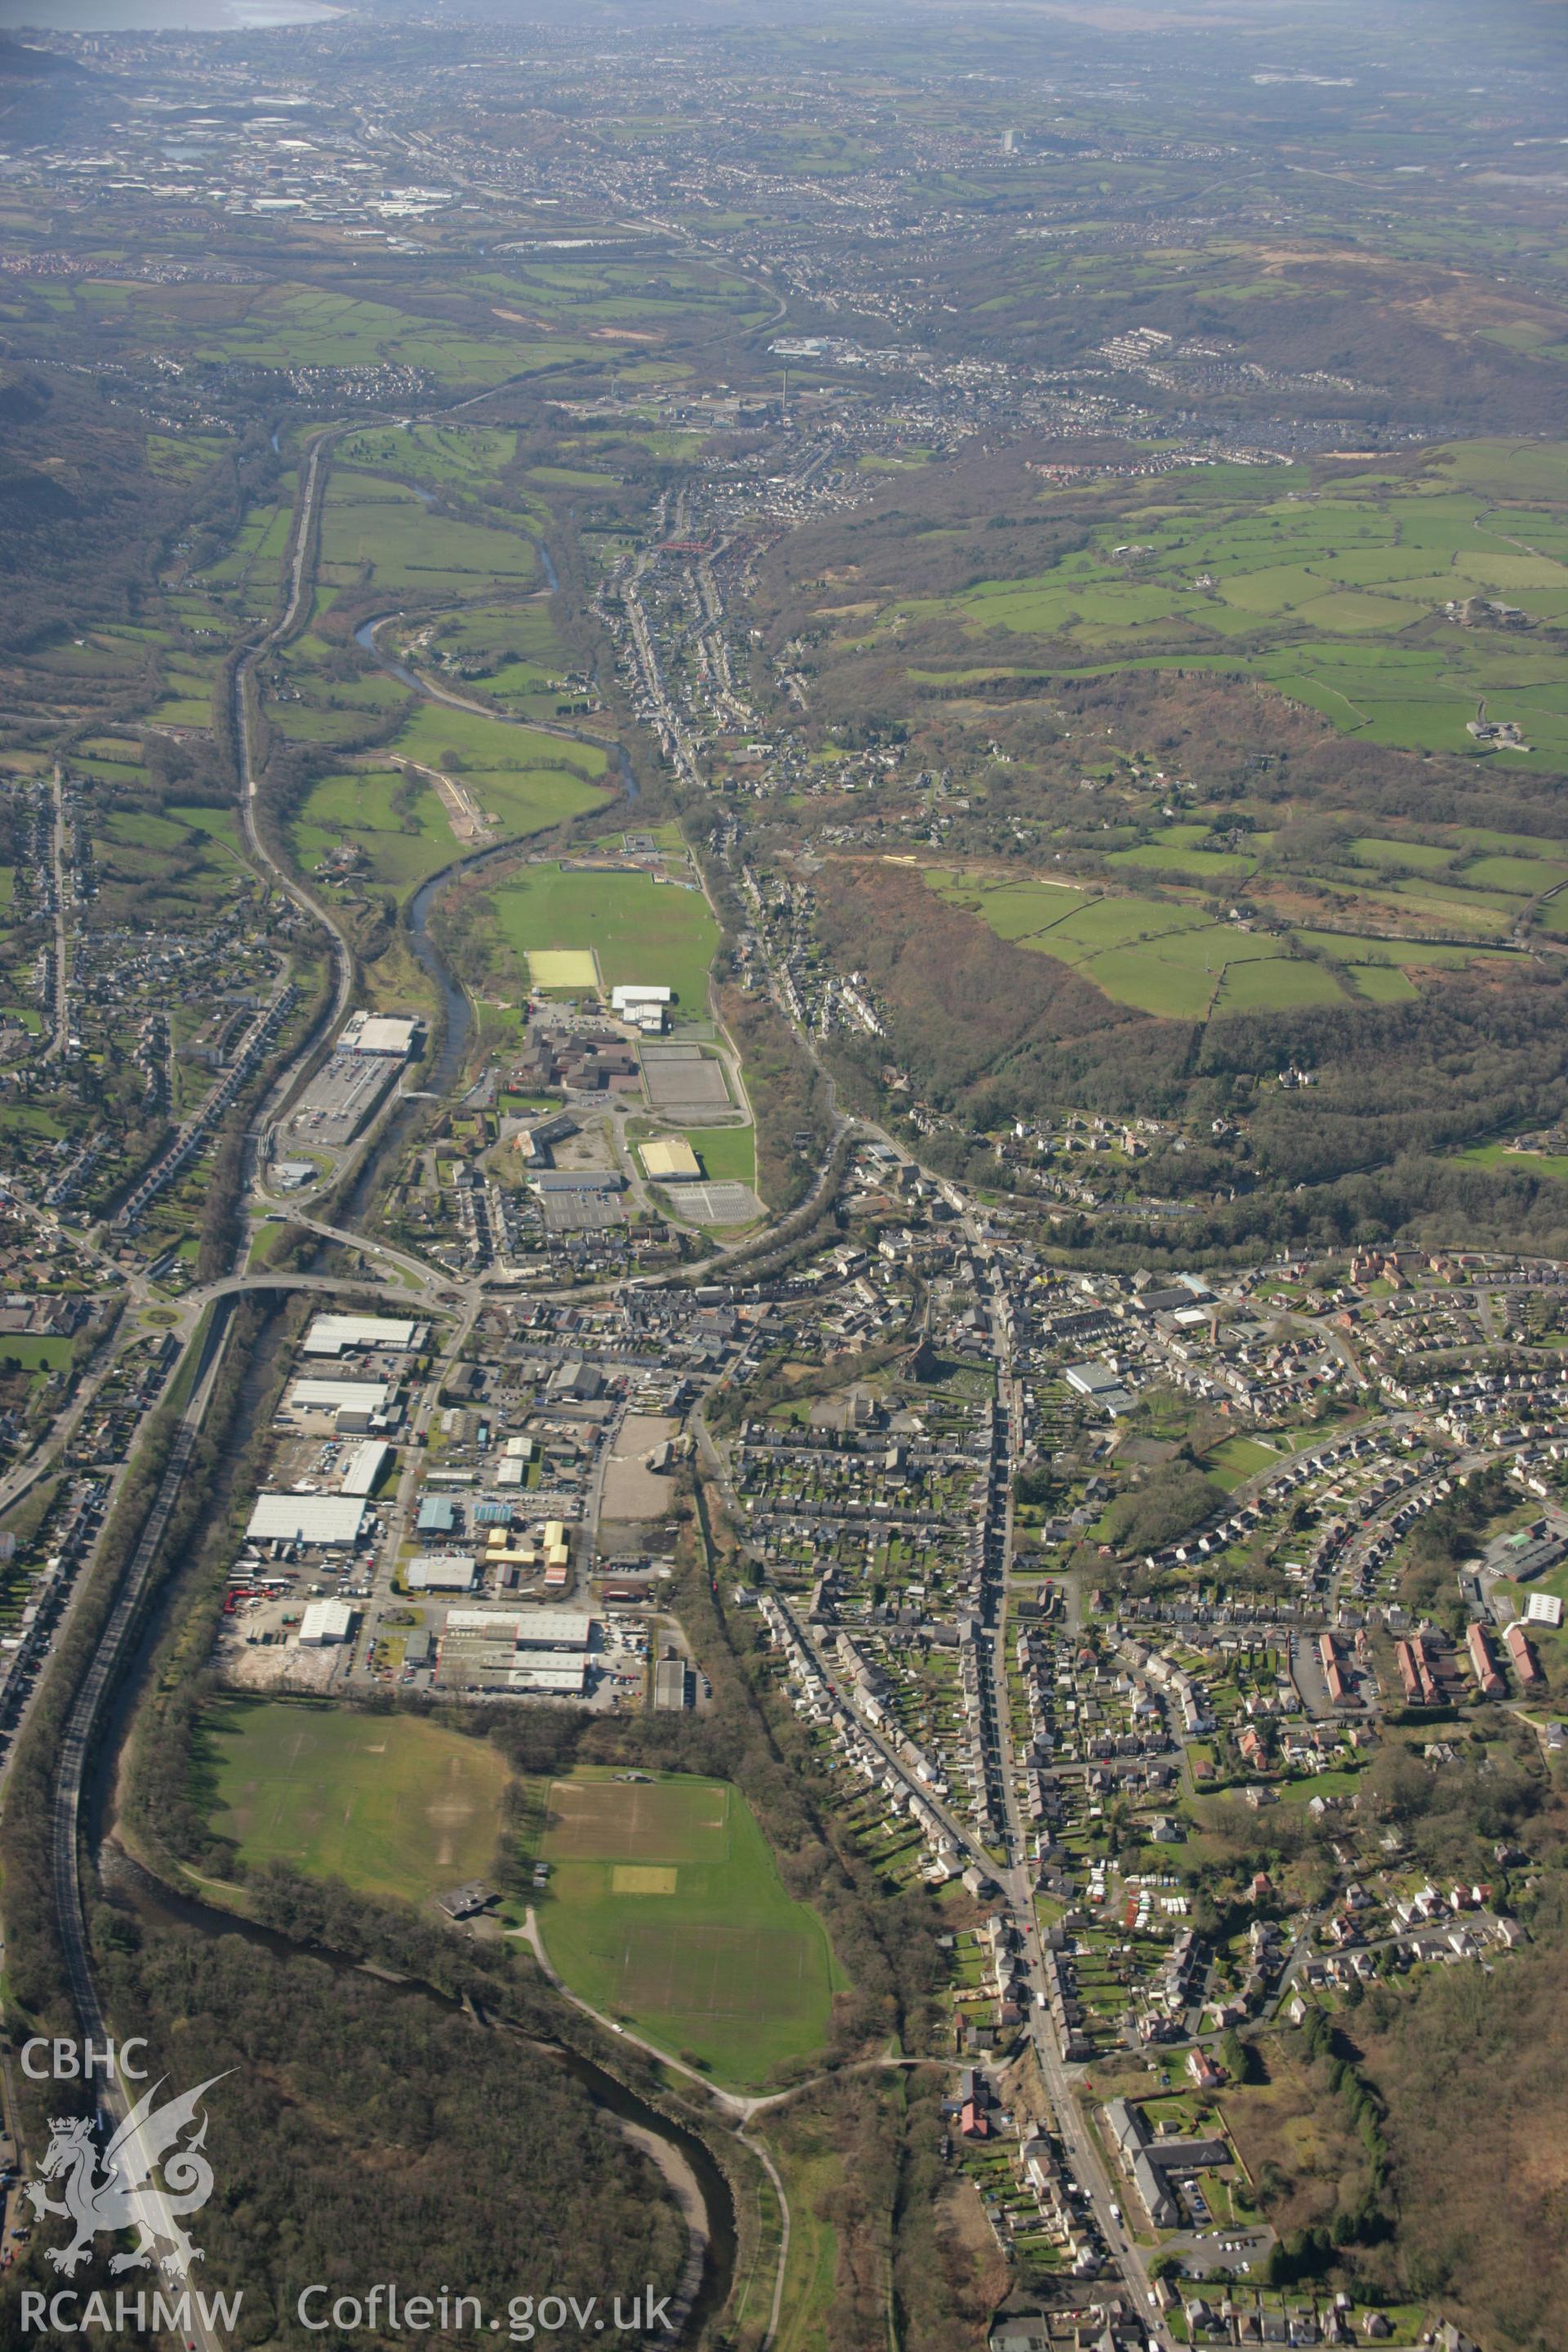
[27,2074,229,2280]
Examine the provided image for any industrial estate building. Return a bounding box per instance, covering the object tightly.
[246,1494,368,1547]
[302,1315,426,1356]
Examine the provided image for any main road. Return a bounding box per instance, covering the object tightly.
[234,423,359,1186]
[964,1212,1169,2344]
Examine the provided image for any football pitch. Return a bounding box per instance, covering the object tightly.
[205,1699,513,1904]
[536,1771,838,2087]
[493,863,719,1013]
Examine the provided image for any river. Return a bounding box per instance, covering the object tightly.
[102,1848,737,2338]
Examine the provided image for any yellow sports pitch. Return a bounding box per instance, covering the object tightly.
[612,1864,678,1895]
[528,948,599,991]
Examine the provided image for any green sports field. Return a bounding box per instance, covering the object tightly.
[205,1699,514,1904]
[492,862,719,1011]
[534,1771,839,2087]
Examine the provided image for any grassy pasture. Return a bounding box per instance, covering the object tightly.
[536,1770,837,2086]
[385,706,608,840]
[337,424,518,492]
[205,1698,513,1904]
[291,768,458,895]
[911,856,1542,1020]
[421,602,572,719]
[868,439,1568,767]
[319,477,539,597]
[1212,958,1348,1012]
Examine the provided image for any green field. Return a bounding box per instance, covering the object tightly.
[678,1124,756,1187]
[290,768,459,896]
[1457,1141,1568,1183]
[418,602,572,718]
[872,440,1568,770]
[924,854,1534,1022]
[493,863,718,1010]
[386,705,608,838]
[319,477,540,599]
[339,423,519,492]
[536,1771,838,2087]
[205,1699,514,1904]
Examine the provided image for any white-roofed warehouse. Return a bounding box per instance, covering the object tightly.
[303,1315,426,1356]
[299,1599,357,1646]
[247,1494,366,1547]
[287,1379,392,1418]
[339,1440,392,1497]
[406,1556,478,1592]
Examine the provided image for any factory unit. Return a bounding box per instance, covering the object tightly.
[247,1494,367,1547]
[303,1315,426,1356]
[339,1440,393,1497]
[285,1378,399,1435]
[434,1606,596,1696]
[405,1555,479,1594]
[298,1598,357,1647]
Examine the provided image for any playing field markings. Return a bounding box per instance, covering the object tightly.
[541,1776,731,1865]
[612,1864,677,1895]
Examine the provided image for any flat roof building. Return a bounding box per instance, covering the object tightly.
[348,1015,420,1058]
[534,1170,624,1195]
[443,1607,593,1650]
[247,1494,366,1547]
[640,1138,702,1183]
[339,1440,392,1498]
[299,1598,356,1646]
[506,1658,589,1695]
[406,1556,478,1593]
[303,1316,425,1356]
[290,1379,393,1419]
[655,1657,693,1710]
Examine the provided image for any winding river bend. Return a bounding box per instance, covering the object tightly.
[337,595,636,1226]
[82,571,733,2323]
[103,1849,736,2337]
